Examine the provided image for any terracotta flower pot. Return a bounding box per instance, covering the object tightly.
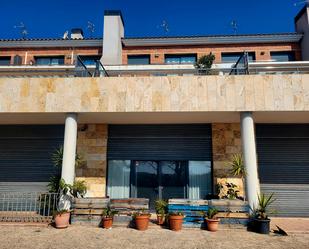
[169,215,183,231]
[102,217,113,229]
[206,218,220,232]
[54,212,70,229]
[157,214,165,225]
[135,215,150,231]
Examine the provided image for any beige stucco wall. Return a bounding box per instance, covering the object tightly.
[75,124,107,197]
[1,75,309,113]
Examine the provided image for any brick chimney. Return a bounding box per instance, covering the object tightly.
[295,4,309,60]
[101,10,124,65]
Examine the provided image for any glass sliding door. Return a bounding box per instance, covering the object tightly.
[135,161,159,208]
[160,161,186,199]
[107,160,131,198]
[188,161,212,199]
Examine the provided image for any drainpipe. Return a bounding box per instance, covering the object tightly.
[240,112,260,212]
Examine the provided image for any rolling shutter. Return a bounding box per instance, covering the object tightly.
[108,124,212,161]
[256,124,309,217]
[0,125,64,192]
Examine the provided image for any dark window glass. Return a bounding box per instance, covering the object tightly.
[127,55,150,65]
[165,54,197,64]
[79,55,101,66]
[0,56,11,65]
[270,51,295,62]
[35,56,65,65]
[221,52,255,63]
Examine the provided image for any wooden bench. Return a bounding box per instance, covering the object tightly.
[71,197,109,226]
[168,199,209,228]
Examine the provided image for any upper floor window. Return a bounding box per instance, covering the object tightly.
[127,55,150,65]
[79,55,101,66]
[0,56,11,65]
[221,52,255,63]
[34,56,65,65]
[270,51,295,62]
[165,54,197,64]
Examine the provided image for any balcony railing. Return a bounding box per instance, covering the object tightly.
[1,57,309,78]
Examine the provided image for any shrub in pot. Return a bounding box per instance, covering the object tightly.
[253,193,275,235]
[54,209,71,229]
[168,212,184,231]
[133,210,151,231]
[194,53,215,75]
[154,199,168,225]
[101,206,118,229]
[205,208,220,232]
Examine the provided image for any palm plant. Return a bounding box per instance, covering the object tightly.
[229,154,246,201]
[255,193,276,220]
[206,208,219,220]
[154,199,168,215]
[102,206,118,218]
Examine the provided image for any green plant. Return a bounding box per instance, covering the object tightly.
[229,154,246,200]
[53,209,71,216]
[225,182,239,200]
[132,209,151,219]
[70,180,87,198]
[51,146,85,169]
[195,53,215,75]
[168,211,184,217]
[215,182,224,197]
[206,208,219,219]
[255,193,276,220]
[154,199,168,215]
[102,206,118,218]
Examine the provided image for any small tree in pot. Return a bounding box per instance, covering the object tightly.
[195,53,215,75]
[132,210,151,231]
[154,199,168,225]
[102,206,118,229]
[168,212,184,231]
[253,193,275,234]
[205,208,220,232]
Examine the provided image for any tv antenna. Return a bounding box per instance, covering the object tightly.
[87,21,95,37]
[157,20,169,34]
[14,22,28,39]
[231,20,238,35]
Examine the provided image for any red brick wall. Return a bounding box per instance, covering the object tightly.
[1,47,102,65]
[122,42,301,64]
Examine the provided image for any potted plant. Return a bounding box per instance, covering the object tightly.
[229,153,246,201]
[253,193,275,234]
[168,212,184,231]
[53,178,87,229]
[53,209,71,229]
[205,208,220,232]
[132,210,151,231]
[102,206,118,229]
[154,199,167,225]
[195,53,215,75]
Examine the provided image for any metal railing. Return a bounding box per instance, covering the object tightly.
[229,52,249,75]
[0,192,59,223]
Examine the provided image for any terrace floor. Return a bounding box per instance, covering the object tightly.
[0,225,308,249]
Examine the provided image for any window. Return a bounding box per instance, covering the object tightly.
[188,161,212,200]
[127,55,150,65]
[165,54,197,64]
[0,56,11,65]
[221,52,255,63]
[270,51,295,62]
[79,55,101,66]
[35,56,65,65]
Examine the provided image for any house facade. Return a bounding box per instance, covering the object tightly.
[1,6,309,217]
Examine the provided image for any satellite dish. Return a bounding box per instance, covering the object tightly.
[63,31,69,39]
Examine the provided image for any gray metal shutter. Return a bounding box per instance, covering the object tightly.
[256,124,309,217]
[108,124,212,161]
[0,125,64,192]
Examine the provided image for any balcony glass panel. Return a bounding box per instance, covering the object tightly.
[270,51,295,62]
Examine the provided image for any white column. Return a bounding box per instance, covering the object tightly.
[61,113,78,185]
[240,112,260,211]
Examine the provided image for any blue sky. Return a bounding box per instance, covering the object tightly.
[0,0,306,39]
